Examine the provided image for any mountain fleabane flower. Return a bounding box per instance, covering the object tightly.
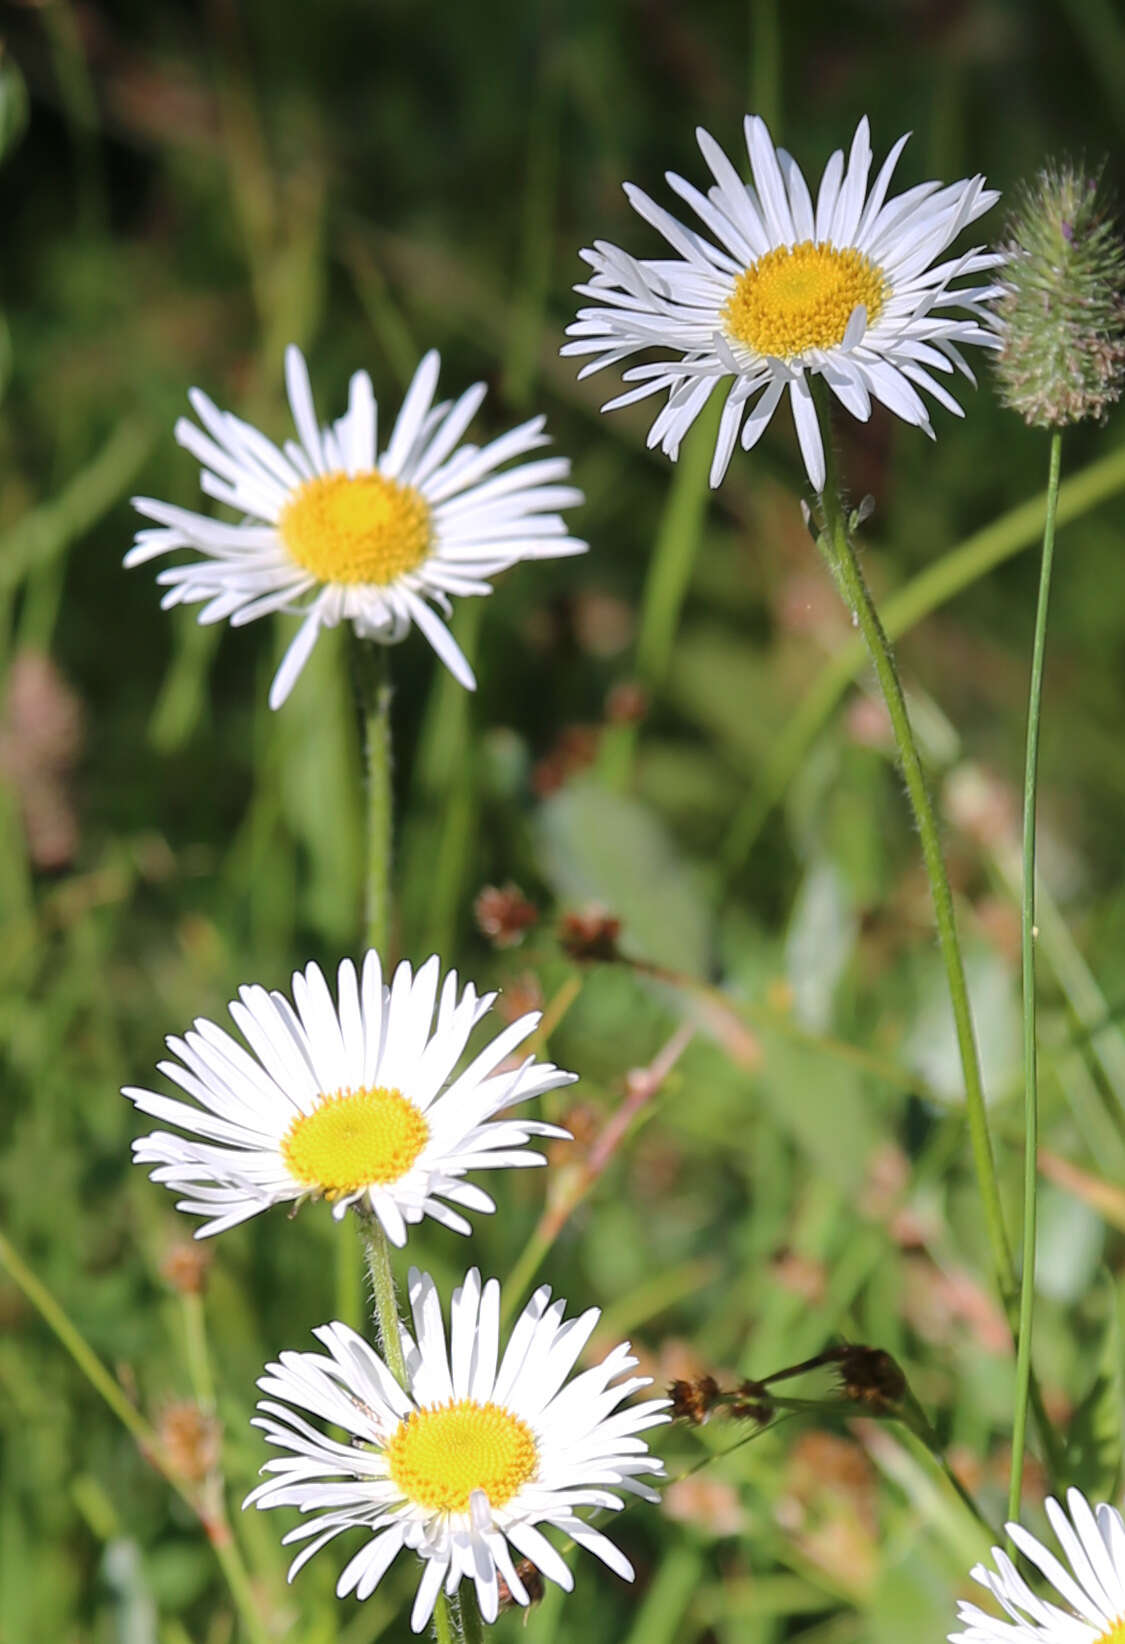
[246,1267,669,1629]
[950,1489,1125,1642]
[123,952,573,1245]
[128,347,586,707]
[563,115,1003,491]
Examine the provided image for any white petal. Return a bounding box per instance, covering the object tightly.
[788,376,825,492]
[268,609,325,709]
[383,351,442,479]
[284,346,326,474]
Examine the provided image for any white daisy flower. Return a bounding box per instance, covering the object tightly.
[563,115,1003,492]
[123,952,574,1246]
[951,1489,1125,1642]
[245,1266,669,1630]
[128,347,586,708]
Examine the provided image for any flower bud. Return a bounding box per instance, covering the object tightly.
[994,162,1125,427]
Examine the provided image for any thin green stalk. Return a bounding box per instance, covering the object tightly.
[339,640,395,1333]
[1008,430,1063,1523]
[0,1230,270,1644]
[808,377,1013,1299]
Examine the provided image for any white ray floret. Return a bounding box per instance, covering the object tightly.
[129,347,586,707]
[563,114,1003,492]
[950,1489,1125,1642]
[123,952,574,1245]
[246,1266,669,1630]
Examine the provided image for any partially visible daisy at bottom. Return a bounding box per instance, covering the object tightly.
[246,1267,670,1630]
[951,1488,1125,1642]
[123,951,574,1247]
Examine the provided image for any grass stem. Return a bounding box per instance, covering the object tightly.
[1008,429,1063,1524]
[337,639,396,1332]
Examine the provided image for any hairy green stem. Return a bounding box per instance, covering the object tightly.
[434,1592,456,1644]
[337,640,396,1332]
[809,378,1013,1295]
[459,1584,486,1644]
[361,1216,408,1387]
[1008,430,1063,1524]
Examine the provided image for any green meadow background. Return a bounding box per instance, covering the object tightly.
[2,1,1125,1640]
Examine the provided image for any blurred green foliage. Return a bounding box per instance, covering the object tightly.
[3,1,1125,1641]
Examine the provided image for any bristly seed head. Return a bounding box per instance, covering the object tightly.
[994,161,1125,427]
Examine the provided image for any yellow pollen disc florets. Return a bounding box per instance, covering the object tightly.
[281,1087,429,1197]
[722,240,887,360]
[386,1399,539,1513]
[278,470,432,586]
[1096,1623,1125,1643]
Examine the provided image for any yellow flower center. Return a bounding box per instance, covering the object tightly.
[277,470,431,586]
[722,240,887,360]
[281,1087,429,1197]
[386,1399,539,1513]
[1096,1623,1125,1643]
